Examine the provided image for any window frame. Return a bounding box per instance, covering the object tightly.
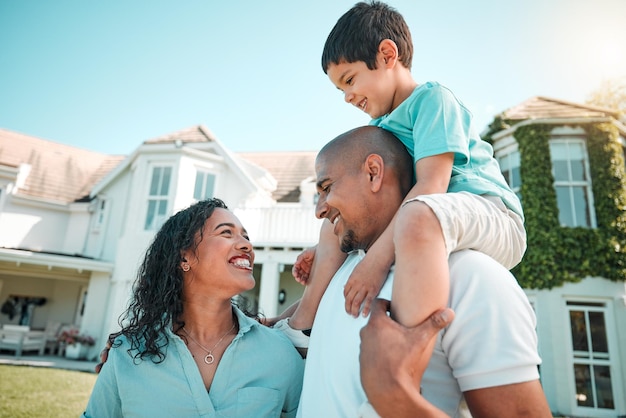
[565,300,618,415]
[495,143,522,202]
[192,168,217,202]
[549,138,596,228]
[144,165,173,231]
[90,197,108,233]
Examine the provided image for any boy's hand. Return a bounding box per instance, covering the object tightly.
[292,246,317,285]
[344,255,388,317]
[94,331,121,373]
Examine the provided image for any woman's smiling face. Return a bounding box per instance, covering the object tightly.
[183,208,256,295]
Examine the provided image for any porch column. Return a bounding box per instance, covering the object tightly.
[258,260,280,317]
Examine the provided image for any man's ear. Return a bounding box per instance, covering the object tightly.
[378,39,398,68]
[365,154,384,192]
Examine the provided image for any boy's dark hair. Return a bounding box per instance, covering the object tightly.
[321,1,413,73]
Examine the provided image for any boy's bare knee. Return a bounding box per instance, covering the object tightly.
[395,201,440,240]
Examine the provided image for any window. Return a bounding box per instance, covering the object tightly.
[91,199,107,232]
[193,170,216,201]
[550,140,594,227]
[145,166,172,230]
[498,148,521,202]
[567,301,615,411]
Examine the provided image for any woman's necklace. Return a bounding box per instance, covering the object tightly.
[183,322,236,365]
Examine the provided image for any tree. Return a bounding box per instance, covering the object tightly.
[586,78,626,119]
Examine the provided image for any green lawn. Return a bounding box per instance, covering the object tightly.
[0,365,97,418]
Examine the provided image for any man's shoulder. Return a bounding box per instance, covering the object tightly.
[447,250,527,307]
[449,249,511,275]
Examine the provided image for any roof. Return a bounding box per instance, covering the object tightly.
[237,151,317,202]
[0,126,318,204]
[498,96,620,121]
[143,125,217,146]
[0,128,125,203]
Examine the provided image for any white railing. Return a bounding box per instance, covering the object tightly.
[234,205,323,248]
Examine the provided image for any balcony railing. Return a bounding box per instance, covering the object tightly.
[234,206,323,248]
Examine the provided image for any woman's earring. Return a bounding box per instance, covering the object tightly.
[181,263,190,272]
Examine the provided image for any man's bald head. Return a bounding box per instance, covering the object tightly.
[317,126,413,196]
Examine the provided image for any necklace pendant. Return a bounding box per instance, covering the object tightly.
[204,353,215,365]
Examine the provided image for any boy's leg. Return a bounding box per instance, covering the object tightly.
[391,191,526,328]
[391,200,449,329]
[289,220,347,330]
[411,192,526,269]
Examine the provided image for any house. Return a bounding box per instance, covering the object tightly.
[486,96,626,417]
[0,125,321,362]
[1,94,625,417]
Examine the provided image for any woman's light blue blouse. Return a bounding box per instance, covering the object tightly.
[82,307,304,417]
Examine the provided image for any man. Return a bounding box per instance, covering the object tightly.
[297,126,551,417]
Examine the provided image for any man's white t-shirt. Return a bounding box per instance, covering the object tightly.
[297,249,541,418]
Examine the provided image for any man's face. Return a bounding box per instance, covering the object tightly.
[315,153,377,252]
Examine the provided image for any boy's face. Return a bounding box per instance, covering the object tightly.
[326,56,395,119]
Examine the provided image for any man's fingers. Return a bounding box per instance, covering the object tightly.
[429,308,454,329]
[405,308,455,342]
[368,298,391,318]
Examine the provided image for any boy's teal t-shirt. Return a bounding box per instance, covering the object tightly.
[370,81,523,218]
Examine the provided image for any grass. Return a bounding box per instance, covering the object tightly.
[0,365,97,418]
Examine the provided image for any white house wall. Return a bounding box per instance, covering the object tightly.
[83,166,133,262]
[176,153,256,211]
[0,197,71,251]
[61,203,91,255]
[527,277,626,416]
[81,271,113,360]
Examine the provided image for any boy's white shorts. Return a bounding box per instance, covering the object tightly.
[402,191,526,269]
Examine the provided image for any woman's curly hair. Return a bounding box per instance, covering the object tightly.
[116,198,229,363]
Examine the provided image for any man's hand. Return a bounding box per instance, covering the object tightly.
[343,256,388,317]
[292,246,317,285]
[359,299,454,417]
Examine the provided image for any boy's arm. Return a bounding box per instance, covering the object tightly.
[288,220,347,330]
[410,152,454,197]
[343,153,454,317]
[344,217,395,317]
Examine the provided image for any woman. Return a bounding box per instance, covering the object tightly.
[82,198,304,417]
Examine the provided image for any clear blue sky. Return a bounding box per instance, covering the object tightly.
[1,0,625,156]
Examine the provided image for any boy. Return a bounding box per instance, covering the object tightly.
[275,0,526,358]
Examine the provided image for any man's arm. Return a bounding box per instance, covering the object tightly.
[360,298,552,418]
[464,381,551,418]
[359,299,452,418]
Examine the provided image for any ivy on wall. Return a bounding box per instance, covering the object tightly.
[510,122,626,289]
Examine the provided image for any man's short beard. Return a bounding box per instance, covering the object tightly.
[340,230,359,253]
